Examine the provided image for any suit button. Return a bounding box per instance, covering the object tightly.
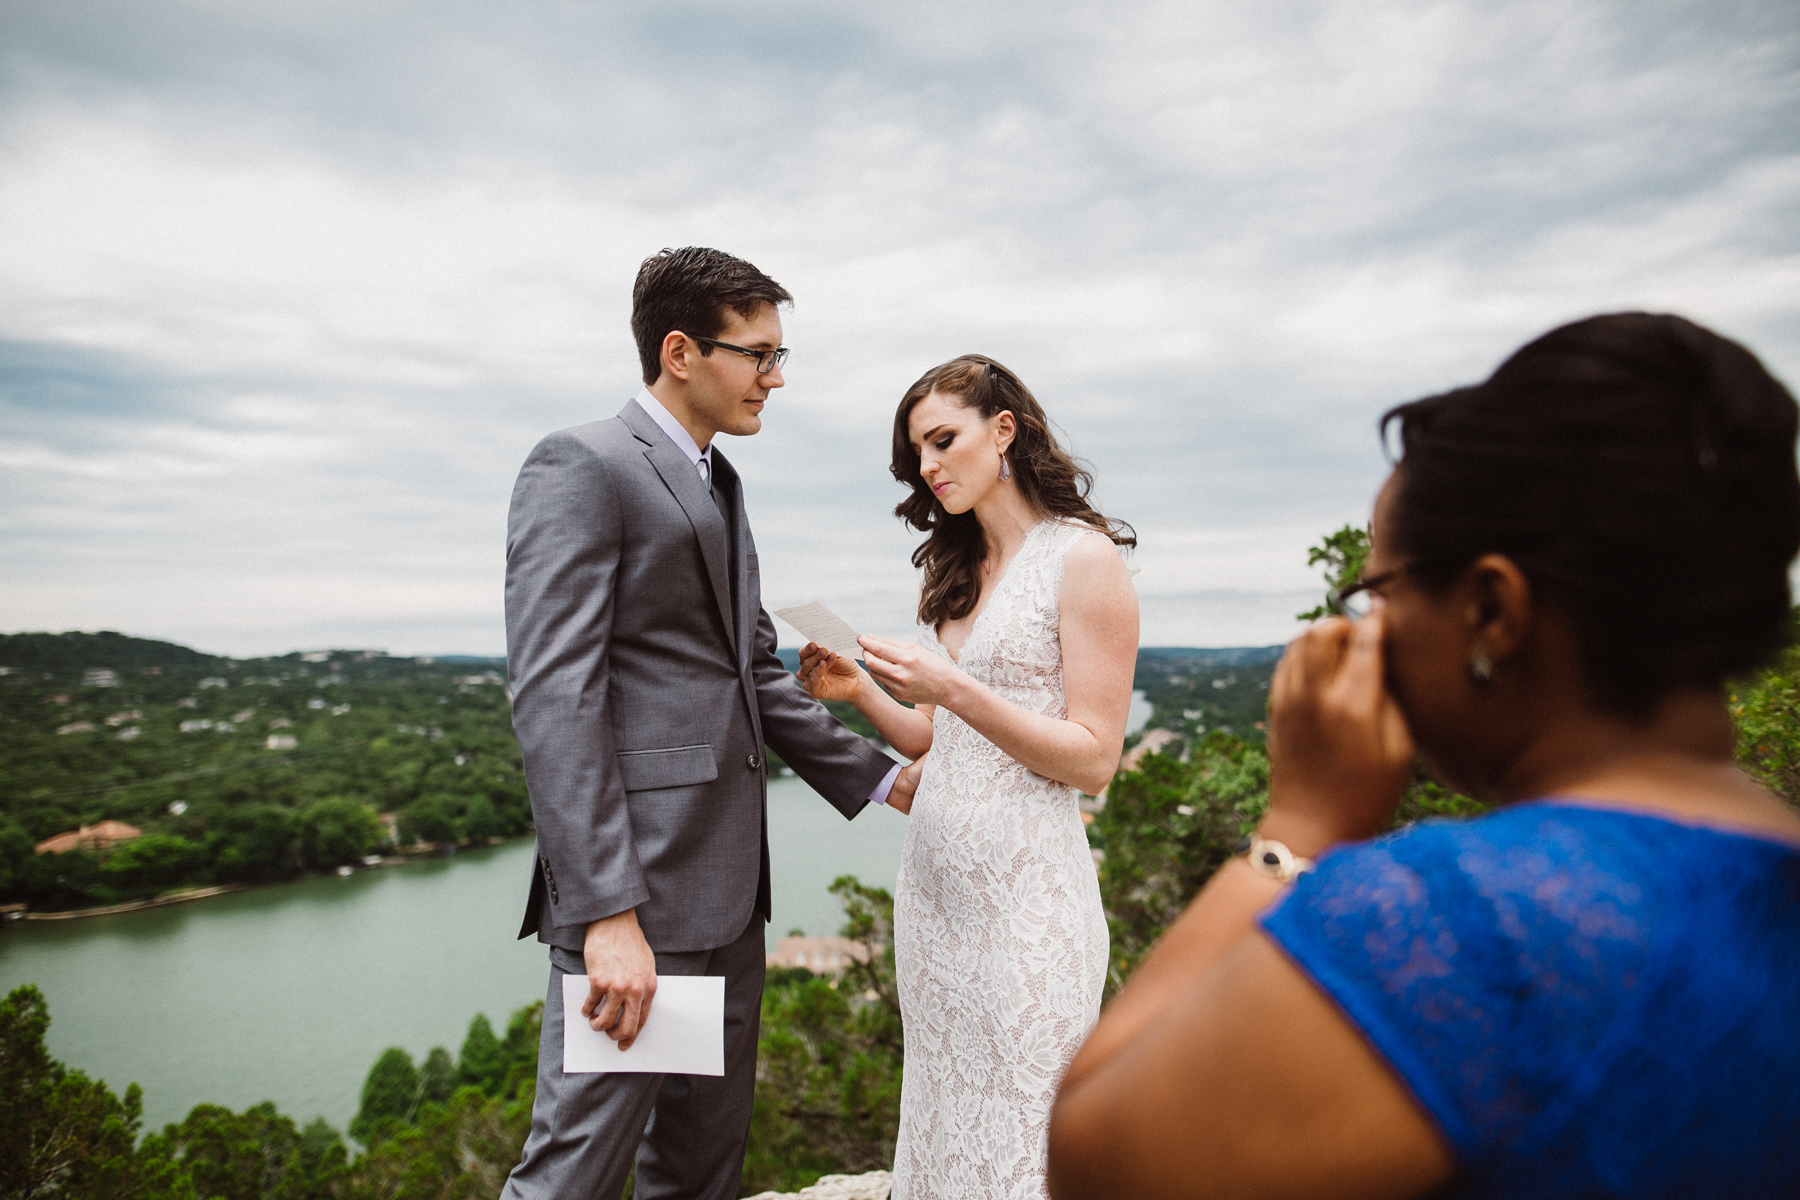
[747,754,762,770]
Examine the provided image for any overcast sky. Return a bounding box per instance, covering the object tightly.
[2,0,1796,658]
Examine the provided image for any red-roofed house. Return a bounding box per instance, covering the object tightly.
[34,820,145,855]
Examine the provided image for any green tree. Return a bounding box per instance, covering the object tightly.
[102,834,202,899]
[295,1119,350,1195]
[495,1003,542,1101]
[1296,524,1372,620]
[349,1048,419,1146]
[454,1015,508,1097]
[161,1101,346,1200]
[419,1047,456,1107]
[206,806,300,885]
[458,796,502,843]
[0,984,193,1200]
[397,796,459,847]
[337,1087,530,1200]
[0,815,33,898]
[298,799,384,870]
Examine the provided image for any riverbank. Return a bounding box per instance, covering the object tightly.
[22,883,248,920]
[7,840,526,923]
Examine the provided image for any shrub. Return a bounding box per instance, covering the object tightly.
[1733,609,1800,807]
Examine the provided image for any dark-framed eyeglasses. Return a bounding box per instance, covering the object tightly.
[690,335,789,375]
[1329,565,1405,619]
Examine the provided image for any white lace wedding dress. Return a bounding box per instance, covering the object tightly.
[892,519,1111,1200]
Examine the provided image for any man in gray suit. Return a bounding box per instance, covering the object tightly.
[500,247,916,1200]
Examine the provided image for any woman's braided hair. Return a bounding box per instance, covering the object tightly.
[1383,312,1800,718]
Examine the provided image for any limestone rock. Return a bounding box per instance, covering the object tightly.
[742,1169,892,1200]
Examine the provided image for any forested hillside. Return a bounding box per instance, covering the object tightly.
[0,634,526,910]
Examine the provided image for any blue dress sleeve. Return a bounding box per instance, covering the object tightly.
[1258,812,1657,1167]
[1256,806,1800,1199]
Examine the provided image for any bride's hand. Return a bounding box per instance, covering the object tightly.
[859,636,961,708]
[796,643,867,703]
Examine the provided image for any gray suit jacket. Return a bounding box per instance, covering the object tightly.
[505,398,896,954]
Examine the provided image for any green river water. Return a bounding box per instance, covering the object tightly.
[0,776,910,1135]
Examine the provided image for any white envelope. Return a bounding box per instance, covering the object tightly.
[562,974,725,1076]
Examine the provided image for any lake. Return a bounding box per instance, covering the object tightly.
[0,775,910,1134]
[0,693,1148,1136]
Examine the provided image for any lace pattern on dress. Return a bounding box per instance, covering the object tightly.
[891,520,1111,1200]
[1260,804,1800,1198]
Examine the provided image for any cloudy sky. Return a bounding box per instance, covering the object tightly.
[2,0,1796,658]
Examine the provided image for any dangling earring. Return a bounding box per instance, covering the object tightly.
[1468,652,1494,684]
[998,454,1011,482]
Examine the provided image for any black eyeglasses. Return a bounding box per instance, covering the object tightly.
[690,336,789,375]
[1329,565,1405,619]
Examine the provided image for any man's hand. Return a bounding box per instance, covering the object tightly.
[886,754,927,816]
[797,642,867,703]
[581,909,658,1050]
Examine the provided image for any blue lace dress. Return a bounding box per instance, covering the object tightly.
[1260,801,1800,1198]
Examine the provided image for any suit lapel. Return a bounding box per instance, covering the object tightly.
[619,400,738,657]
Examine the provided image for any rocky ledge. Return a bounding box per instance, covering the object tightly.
[743,1170,892,1200]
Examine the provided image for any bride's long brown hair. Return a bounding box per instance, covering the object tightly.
[891,355,1135,626]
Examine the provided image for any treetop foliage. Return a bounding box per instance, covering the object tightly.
[1296,524,1372,621]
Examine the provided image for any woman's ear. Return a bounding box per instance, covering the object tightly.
[1464,554,1533,665]
[993,410,1017,454]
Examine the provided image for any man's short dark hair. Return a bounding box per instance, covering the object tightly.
[630,247,792,385]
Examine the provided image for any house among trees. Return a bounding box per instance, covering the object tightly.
[82,667,119,687]
[34,820,144,855]
[1120,728,1180,771]
[766,935,870,977]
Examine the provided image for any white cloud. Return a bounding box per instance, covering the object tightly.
[0,0,1795,655]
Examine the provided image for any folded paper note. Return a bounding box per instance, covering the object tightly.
[773,602,865,660]
[562,974,725,1076]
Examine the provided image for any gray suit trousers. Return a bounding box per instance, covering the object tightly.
[500,915,766,1200]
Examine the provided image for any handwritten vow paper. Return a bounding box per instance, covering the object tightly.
[562,974,725,1075]
[773,602,865,660]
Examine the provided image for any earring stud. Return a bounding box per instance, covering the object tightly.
[1469,652,1494,684]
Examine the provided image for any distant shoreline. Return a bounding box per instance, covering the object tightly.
[12,837,538,924]
[21,884,249,921]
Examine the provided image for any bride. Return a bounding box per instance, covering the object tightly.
[798,354,1138,1199]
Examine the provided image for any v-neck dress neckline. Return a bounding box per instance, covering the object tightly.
[931,519,1051,664]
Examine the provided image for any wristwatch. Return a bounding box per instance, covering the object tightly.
[1234,835,1316,883]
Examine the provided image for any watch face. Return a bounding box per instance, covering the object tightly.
[1247,838,1313,883]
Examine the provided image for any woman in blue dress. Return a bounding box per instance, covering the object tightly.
[1047,312,1800,1199]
